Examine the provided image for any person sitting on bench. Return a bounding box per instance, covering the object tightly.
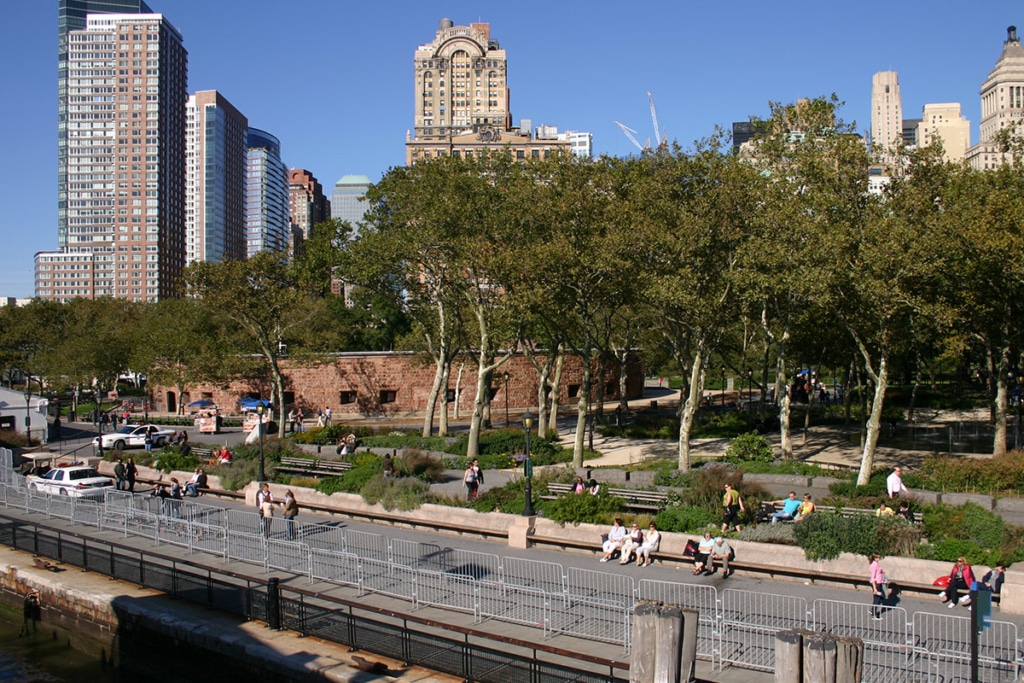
[693,531,715,575]
[769,492,801,524]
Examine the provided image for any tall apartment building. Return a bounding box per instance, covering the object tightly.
[967,26,1024,170]
[288,169,330,243]
[186,90,248,264]
[330,175,371,229]
[406,18,570,163]
[36,11,188,302]
[57,0,153,252]
[871,71,903,154]
[245,129,290,258]
[915,103,971,162]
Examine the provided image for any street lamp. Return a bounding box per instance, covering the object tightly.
[721,366,726,408]
[522,410,535,517]
[503,370,510,428]
[256,403,266,482]
[23,385,32,446]
[747,368,754,423]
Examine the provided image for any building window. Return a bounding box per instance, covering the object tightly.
[568,384,581,398]
[339,391,357,405]
[379,390,397,404]
[446,389,456,402]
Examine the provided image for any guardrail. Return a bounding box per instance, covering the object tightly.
[1,447,1020,682]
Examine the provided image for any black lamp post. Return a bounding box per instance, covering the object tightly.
[23,385,32,446]
[721,366,726,408]
[747,368,754,423]
[256,403,266,482]
[522,410,535,516]
[503,370,510,428]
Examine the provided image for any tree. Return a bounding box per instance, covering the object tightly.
[183,251,319,429]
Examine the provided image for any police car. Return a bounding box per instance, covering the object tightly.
[28,465,113,498]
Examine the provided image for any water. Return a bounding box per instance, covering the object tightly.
[0,603,290,683]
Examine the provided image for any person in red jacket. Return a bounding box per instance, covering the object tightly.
[944,557,975,608]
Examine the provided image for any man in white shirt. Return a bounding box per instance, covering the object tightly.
[886,467,907,498]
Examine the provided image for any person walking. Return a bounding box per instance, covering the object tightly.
[462,460,483,501]
[113,459,126,491]
[283,490,299,541]
[869,554,888,619]
[125,458,138,493]
[721,483,745,533]
[886,466,907,498]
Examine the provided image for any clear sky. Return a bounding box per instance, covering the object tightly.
[0,1,1019,298]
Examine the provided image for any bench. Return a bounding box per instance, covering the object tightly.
[191,447,213,462]
[757,501,880,523]
[542,483,667,511]
[277,456,353,478]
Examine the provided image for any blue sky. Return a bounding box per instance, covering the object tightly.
[0,1,1019,297]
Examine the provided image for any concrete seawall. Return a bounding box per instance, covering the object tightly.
[0,544,458,682]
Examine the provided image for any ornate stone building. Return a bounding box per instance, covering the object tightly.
[405,19,570,164]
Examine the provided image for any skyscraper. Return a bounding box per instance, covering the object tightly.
[186,90,248,264]
[37,11,188,302]
[330,175,371,229]
[871,71,903,154]
[288,169,330,244]
[406,18,570,163]
[967,26,1024,170]
[245,129,290,258]
[915,103,970,162]
[57,0,153,252]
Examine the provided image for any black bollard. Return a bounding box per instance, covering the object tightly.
[267,577,281,630]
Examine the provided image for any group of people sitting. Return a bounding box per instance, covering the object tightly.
[767,491,816,524]
[599,519,661,568]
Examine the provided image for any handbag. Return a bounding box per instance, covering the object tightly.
[683,539,698,558]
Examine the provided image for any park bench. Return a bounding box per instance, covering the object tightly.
[543,482,667,511]
[191,447,213,461]
[277,456,353,477]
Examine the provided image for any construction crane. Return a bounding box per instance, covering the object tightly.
[615,92,665,152]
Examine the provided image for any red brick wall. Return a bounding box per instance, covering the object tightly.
[151,352,643,417]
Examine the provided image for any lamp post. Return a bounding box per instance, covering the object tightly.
[23,385,32,446]
[503,370,510,428]
[522,410,535,517]
[721,366,726,408]
[747,368,754,423]
[256,403,266,482]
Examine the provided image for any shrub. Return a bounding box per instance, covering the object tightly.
[737,523,798,545]
[316,462,377,495]
[396,449,445,482]
[725,432,774,463]
[145,447,199,473]
[541,490,626,525]
[361,474,429,511]
[655,505,718,534]
[793,512,909,561]
[217,460,261,491]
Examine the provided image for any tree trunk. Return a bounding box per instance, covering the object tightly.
[856,357,888,486]
[907,351,922,424]
[422,357,445,437]
[438,359,451,436]
[548,353,564,436]
[467,352,489,459]
[778,354,793,458]
[572,346,593,467]
[677,351,706,472]
[993,341,1011,456]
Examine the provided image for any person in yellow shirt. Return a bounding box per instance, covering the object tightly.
[794,494,815,522]
[876,501,896,518]
[721,483,745,533]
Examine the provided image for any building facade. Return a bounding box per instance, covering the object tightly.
[288,169,330,245]
[915,103,970,162]
[871,71,903,155]
[245,128,290,258]
[57,0,154,252]
[967,26,1024,170]
[186,90,248,264]
[37,11,188,302]
[406,19,571,164]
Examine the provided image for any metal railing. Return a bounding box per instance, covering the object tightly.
[0,446,1020,682]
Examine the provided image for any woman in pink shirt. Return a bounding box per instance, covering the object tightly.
[869,554,888,619]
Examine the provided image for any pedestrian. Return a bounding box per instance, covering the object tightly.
[941,557,975,609]
[721,483,745,533]
[144,427,154,453]
[711,536,734,577]
[287,408,297,434]
[325,406,332,425]
[876,501,895,518]
[283,490,299,541]
[769,491,801,524]
[125,458,137,492]
[981,564,1006,597]
[19,590,40,637]
[462,459,483,500]
[886,466,907,498]
[168,477,182,518]
[869,554,888,619]
[113,458,126,491]
[295,408,304,433]
[896,501,915,524]
[258,484,276,537]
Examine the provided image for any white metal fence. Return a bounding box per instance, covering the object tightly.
[0,445,1020,682]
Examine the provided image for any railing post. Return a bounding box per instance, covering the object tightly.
[267,577,281,630]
